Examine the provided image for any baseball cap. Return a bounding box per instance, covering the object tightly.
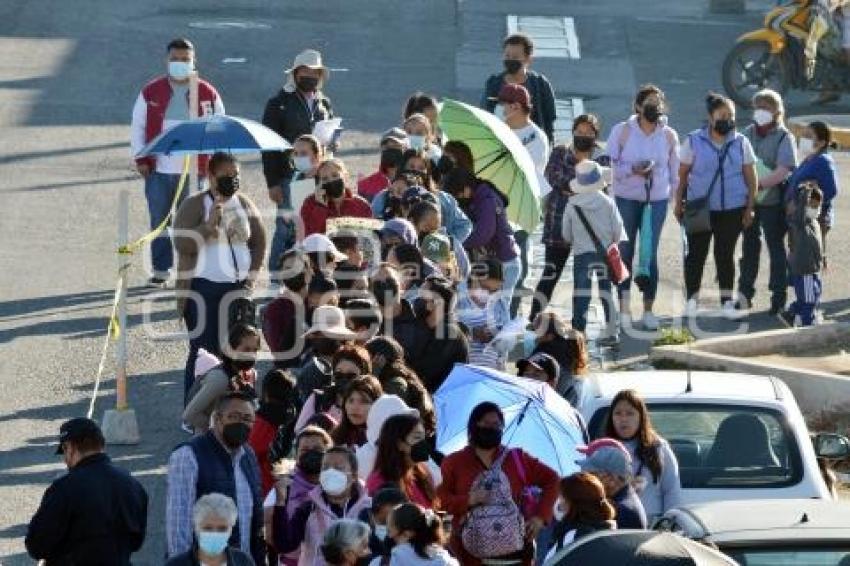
[402,186,436,207]
[380,127,408,147]
[492,83,532,109]
[517,352,560,384]
[421,232,452,263]
[300,233,348,262]
[56,417,104,454]
[577,440,633,478]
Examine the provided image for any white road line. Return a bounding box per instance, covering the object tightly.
[507,15,580,59]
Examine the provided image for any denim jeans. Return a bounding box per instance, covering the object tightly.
[530,245,571,322]
[143,172,187,277]
[182,277,245,404]
[510,229,530,317]
[737,204,788,308]
[572,251,614,332]
[501,255,522,319]
[615,197,668,301]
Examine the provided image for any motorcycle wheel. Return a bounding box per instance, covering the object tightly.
[722,40,790,108]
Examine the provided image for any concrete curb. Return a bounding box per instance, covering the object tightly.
[650,323,850,415]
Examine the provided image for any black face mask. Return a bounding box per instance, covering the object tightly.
[412,297,431,320]
[283,273,306,293]
[503,59,523,75]
[714,119,735,136]
[380,148,404,170]
[216,175,240,198]
[222,422,251,448]
[371,278,399,306]
[324,178,345,199]
[573,136,595,152]
[642,104,662,123]
[471,425,503,449]
[298,449,325,475]
[312,336,340,357]
[409,438,432,463]
[297,76,319,93]
[456,196,472,209]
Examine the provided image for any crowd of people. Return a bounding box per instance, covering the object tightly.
[24,30,842,566]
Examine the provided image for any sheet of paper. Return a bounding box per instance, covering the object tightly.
[312,118,343,146]
[289,178,315,214]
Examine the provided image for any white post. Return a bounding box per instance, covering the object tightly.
[189,71,199,192]
[102,190,140,445]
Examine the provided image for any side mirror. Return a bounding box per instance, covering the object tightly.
[815,433,850,459]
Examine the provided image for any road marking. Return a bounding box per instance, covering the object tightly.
[222,58,247,64]
[553,97,586,144]
[188,21,271,30]
[507,15,580,59]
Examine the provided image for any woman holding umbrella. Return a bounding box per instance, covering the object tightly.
[438,401,559,566]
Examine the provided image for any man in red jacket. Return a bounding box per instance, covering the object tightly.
[130,38,225,286]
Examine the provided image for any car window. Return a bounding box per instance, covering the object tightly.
[588,404,802,489]
[726,547,850,565]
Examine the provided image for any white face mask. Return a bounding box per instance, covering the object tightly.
[294,155,313,173]
[408,135,426,151]
[319,468,349,496]
[494,105,507,122]
[806,206,820,220]
[753,109,774,127]
[373,525,388,540]
[799,137,815,157]
[469,288,490,305]
[168,61,193,81]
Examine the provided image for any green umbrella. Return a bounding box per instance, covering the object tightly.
[438,98,542,232]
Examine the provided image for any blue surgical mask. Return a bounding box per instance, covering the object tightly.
[168,61,193,80]
[197,530,230,555]
[408,135,426,151]
[294,155,313,173]
[522,330,537,358]
[374,524,389,540]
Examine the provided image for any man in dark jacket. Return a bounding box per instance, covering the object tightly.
[26,418,149,565]
[481,33,557,143]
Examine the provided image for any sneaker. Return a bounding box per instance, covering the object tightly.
[722,300,746,320]
[683,298,699,318]
[776,310,795,328]
[642,312,660,331]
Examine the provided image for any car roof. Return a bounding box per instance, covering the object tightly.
[677,499,850,544]
[585,371,786,404]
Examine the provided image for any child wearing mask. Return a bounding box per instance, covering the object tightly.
[358,488,409,562]
[780,182,825,327]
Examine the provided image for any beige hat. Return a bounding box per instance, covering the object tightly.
[303,305,357,340]
[284,49,329,91]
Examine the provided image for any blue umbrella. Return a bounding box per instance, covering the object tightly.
[137,114,290,156]
[434,364,584,476]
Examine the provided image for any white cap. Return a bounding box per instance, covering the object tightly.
[300,233,347,262]
[303,305,357,340]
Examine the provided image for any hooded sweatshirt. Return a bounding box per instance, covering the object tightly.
[561,190,627,256]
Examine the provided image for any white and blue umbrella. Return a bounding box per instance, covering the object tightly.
[137,114,290,156]
[434,364,584,476]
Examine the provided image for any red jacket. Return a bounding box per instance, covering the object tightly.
[136,76,220,174]
[437,445,560,566]
[248,414,278,494]
[357,170,391,202]
[300,189,373,236]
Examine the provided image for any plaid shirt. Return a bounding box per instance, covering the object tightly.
[166,444,254,556]
[543,146,610,247]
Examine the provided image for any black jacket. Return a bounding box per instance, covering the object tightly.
[165,546,255,566]
[411,320,470,393]
[481,70,557,143]
[261,88,333,188]
[25,453,148,565]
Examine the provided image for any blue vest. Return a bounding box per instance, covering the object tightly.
[686,128,749,211]
[186,432,263,562]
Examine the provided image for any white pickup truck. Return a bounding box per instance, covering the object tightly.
[576,370,849,505]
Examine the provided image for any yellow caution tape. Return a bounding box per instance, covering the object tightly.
[118,156,191,255]
[86,268,128,419]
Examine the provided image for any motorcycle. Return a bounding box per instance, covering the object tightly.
[722,0,850,107]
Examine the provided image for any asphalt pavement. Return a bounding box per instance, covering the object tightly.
[1,0,848,563]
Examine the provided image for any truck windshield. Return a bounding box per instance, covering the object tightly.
[589,404,802,489]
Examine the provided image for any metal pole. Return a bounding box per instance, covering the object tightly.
[116,190,130,410]
[189,71,199,192]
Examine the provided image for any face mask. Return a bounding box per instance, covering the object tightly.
[553,499,566,522]
[313,337,340,357]
[374,525,389,541]
[642,104,661,123]
[297,76,319,93]
[806,206,820,220]
[503,59,523,75]
[428,143,443,162]
[371,278,399,306]
[283,273,306,293]
[412,296,431,320]
[469,288,490,305]
[197,531,230,555]
[168,61,193,80]
[409,438,432,463]
[799,137,815,157]
[408,135,426,151]
[298,449,325,475]
[456,196,472,209]
[320,468,350,496]
[494,105,507,122]
[753,109,774,127]
[323,178,345,199]
[216,175,239,198]
[471,425,503,449]
[713,119,735,136]
[573,136,595,153]
[294,156,313,173]
[222,422,251,448]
